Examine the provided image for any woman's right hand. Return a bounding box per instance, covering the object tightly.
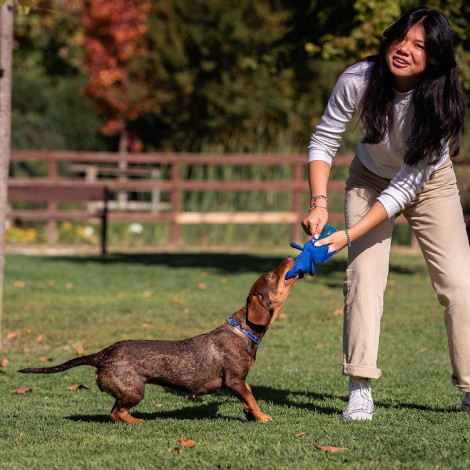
[301,206,329,239]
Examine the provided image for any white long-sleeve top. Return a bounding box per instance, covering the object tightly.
[307,60,448,218]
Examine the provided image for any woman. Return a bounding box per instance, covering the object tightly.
[303,7,470,420]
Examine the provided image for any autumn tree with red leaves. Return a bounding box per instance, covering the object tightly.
[79,0,154,148]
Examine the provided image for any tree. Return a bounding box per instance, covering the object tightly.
[0,0,14,350]
[78,0,155,148]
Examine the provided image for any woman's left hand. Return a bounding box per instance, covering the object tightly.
[314,230,348,253]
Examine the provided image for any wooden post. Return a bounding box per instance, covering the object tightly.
[118,128,128,210]
[292,160,303,244]
[170,162,181,245]
[101,187,109,255]
[47,160,58,243]
[0,0,14,350]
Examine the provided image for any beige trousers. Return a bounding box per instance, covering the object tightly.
[343,157,470,392]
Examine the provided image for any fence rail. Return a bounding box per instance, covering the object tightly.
[7,150,470,251]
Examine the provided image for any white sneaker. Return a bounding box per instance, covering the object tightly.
[462,393,470,412]
[343,377,374,421]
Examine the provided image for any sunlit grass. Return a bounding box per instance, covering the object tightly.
[1,251,469,469]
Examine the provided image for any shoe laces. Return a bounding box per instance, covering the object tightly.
[346,378,373,412]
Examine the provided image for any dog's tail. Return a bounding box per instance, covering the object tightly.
[18,353,100,374]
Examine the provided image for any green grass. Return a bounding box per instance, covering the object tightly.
[1,251,469,469]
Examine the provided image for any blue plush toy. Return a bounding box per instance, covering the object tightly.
[285,224,338,280]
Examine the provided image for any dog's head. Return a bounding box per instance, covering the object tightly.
[246,256,298,329]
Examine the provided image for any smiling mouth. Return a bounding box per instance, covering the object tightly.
[393,56,409,66]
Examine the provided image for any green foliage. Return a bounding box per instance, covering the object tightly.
[11,1,108,150]
[1,252,470,468]
[10,0,470,152]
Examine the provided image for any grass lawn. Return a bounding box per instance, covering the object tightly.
[0,250,469,469]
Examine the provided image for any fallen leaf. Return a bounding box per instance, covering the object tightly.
[14,281,25,288]
[66,283,74,289]
[24,328,32,335]
[220,277,227,284]
[36,335,44,343]
[12,387,37,394]
[151,403,163,407]
[6,331,20,341]
[183,308,190,313]
[172,298,184,304]
[144,291,152,297]
[333,308,343,316]
[280,313,288,319]
[419,348,428,353]
[200,272,208,277]
[75,346,85,356]
[40,357,53,362]
[67,384,90,391]
[167,447,182,454]
[178,439,197,448]
[295,432,305,438]
[1,358,9,368]
[48,280,55,286]
[314,445,346,453]
[197,283,207,290]
[142,323,154,329]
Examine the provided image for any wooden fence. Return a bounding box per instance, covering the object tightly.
[7,150,470,252]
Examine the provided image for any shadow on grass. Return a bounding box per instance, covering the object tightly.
[67,400,244,423]
[66,385,455,423]
[38,252,418,276]
[251,385,456,414]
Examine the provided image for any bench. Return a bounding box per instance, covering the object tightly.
[7,180,110,254]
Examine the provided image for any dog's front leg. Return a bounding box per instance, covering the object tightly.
[227,379,273,422]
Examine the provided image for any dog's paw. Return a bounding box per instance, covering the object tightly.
[258,413,273,422]
[244,410,273,422]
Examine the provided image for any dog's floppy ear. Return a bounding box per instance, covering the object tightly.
[247,294,271,327]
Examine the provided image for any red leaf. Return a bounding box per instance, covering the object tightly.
[12,387,37,394]
[178,439,197,448]
[6,331,20,341]
[67,384,90,391]
[167,447,182,454]
[314,445,346,453]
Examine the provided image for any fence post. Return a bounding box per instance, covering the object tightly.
[47,160,58,243]
[101,186,109,255]
[170,161,181,245]
[292,160,304,244]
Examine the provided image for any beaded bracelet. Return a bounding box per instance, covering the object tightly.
[308,205,328,212]
[344,228,351,247]
[310,195,328,206]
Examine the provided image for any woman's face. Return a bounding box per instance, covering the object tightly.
[386,22,427,92]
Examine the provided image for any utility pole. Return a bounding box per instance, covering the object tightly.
[0,0,14,350]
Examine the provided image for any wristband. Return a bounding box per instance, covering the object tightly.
[310,195,328,206]
[308,205,328,212]
[344,228,351,247]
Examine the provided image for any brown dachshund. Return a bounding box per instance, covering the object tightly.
[19,257,298,423]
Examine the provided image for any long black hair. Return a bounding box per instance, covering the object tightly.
[359,7,466,166]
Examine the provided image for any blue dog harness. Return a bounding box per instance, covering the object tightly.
[226,316,261,345]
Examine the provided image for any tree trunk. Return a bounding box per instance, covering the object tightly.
[0,0,14,351]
